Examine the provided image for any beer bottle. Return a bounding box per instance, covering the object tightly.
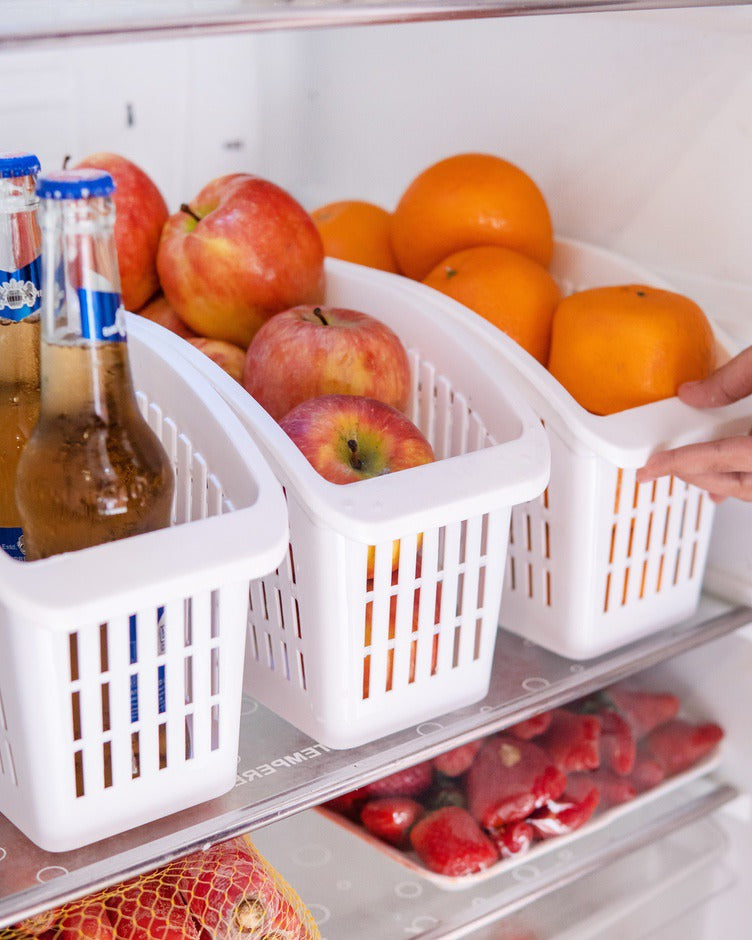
[15,168,175,561]
[0,152,42,560]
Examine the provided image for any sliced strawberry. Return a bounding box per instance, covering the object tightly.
[360,797,424,848]
[507,711,553,740]
[606,685,680,739]
[409,806,499,877]
[643,719,724,776]
[537,709,602,772]
[568,768,635,810]
[466,735,567,829]
[361,760,434,798]
[528,784,600,840]
[629,749,666,793]
[489,820,534,859]
[433,740,481,777]
[106,872,199,939]
[598,709,636,776]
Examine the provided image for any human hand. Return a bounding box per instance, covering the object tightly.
[636,346,752,502]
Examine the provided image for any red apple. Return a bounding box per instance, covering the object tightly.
[156,173,325,347]
[280,394,434,577]
[244,304,411,421]
[138,292,197,339]
[187,337,246,383]
[73,152,168,312]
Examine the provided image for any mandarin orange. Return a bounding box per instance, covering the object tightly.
[547,284,715,415]
[390,153,554,281]
[423,245,561,364]
[311,199,400,273]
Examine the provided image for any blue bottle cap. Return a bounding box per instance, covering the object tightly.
[0,152,41,178]
[36,168,116,200]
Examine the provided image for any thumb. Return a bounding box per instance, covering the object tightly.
[678,345,752,409]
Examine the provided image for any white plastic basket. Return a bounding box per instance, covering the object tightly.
[175,259,550,749]
[437,238,752,660]
[0,315,288,852]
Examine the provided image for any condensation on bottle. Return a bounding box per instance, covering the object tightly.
[15,167,175,560]
[0,151,42,561]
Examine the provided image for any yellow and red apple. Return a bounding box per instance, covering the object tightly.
[73,152,169,313]
[156,173,325,347]
[187,337,246,384]
[243,304,411,421]
[138,292,197,339]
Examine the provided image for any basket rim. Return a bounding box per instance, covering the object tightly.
[170,260,552,541]
[444,236,752,467]
[0,315,289,624]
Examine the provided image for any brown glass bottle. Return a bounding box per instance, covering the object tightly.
[15,168,174,560]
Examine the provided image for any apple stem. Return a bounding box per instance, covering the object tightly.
[347,438,363,470]
[313,306,328,326]
[180,203,202,223]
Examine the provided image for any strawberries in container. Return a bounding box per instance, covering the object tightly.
[320,681,724,885]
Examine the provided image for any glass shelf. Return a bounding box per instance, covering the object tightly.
[2,0,751,49]
[0,596,748,928]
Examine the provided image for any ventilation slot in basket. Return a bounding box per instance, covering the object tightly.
[67,593,223,799]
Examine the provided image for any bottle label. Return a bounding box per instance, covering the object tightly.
[77,288,127,342]
[0,527,25,560]
[0,257,42,322]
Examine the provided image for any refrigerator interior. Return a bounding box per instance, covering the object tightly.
[3,3,752,936]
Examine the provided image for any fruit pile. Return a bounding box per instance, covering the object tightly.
[5,835,319,939]
[321,682,723,879]
[314,152,717,416]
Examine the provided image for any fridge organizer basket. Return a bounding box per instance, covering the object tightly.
[176,259,550,749]
[0,316,288,852]
[441,238,751,660]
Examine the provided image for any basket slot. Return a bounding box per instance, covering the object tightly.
[73,621,107,797]
[435,522,461,676]
[175,434,194,525]
[0,740,17,786]
[456,515,483,666]
[161,598,187,770]
[191,453,209,522]
[388,532,421,691]
[132,607,163,779]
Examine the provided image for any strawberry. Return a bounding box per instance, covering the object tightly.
[409,806,499,877]
[597,709,636,776]
[361,759,434,798]
[537,709,602,772]
[490,820,534,859]
[507,711,553,740]
[605,685,680,739]
[466,735,566,829]
[528,784,600,840]
[105,872,199,939]
[629,749,666,793]
[176,836,313,939]
[360,797,424,847]
[568,768,635,810]
[643,719,723,776]
[433,740,481,777]
[322,787,370,820]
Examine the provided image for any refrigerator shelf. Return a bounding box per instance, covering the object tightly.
[251,778,737,939]
[0,594,748,928]
[2,0,749,49]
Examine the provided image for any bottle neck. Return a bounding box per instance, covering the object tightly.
[38,194,137,419]
[0,174,42,320]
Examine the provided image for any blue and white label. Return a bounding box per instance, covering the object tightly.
[129,606,167,723]
[77,287,127,342]
[0,257,42,321]
[0,526,25,560]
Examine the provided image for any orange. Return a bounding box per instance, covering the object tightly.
[390,152,554,281]
[547,284,716,415]
[423,245,561,364]
[311,199,400,273]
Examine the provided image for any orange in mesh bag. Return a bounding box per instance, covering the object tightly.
[7,835,320,940]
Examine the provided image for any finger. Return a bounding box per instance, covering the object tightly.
[637,436,752,483]
[679,346,752,408]
[656,469,752,502]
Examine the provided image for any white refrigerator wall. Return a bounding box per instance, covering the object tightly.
[4,5,752,331]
